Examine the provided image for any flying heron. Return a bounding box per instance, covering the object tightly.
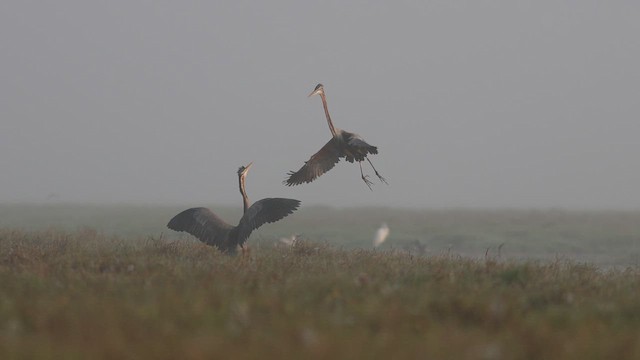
[284,84,387,190]
[167,162,301,254]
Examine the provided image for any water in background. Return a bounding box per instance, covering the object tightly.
[2,204,640,267]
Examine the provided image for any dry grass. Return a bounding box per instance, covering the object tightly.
[3,205,640,266]
[2,228,640,359]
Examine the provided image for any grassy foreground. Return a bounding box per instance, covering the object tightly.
[1,229,640,359]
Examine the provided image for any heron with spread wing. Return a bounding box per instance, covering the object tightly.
[284,84,387,190]
[168,162,301,254]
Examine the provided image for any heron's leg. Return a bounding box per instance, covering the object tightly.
[360,162,374,190]
[366,157,388,184]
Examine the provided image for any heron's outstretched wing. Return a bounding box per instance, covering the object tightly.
[284,138,342,186]
[235,198,301,246]
[167,207,235,249]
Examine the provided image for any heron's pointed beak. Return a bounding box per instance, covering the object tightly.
[245,162,253,172]
[308,88,321,97]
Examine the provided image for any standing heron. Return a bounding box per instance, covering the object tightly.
[167,162,301,254]
[284,84,387,190]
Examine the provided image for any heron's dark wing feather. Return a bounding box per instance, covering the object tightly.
[167,207,234,248]
[236,198,301,246]
[284,138,342,186]
[343,131,378,162]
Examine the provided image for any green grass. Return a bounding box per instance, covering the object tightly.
[2,228,640,359]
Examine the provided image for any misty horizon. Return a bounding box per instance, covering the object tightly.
[2,2,639,209]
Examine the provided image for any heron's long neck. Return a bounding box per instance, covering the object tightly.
[239,175,250,213]
[320,93,337,137]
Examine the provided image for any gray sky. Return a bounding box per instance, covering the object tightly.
[1,1,639,208]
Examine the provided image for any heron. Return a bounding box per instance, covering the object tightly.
[167,162,301,254]
[284,84,387,190]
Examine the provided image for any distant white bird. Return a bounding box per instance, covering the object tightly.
[279,234,301,247]
[373,223,390,248]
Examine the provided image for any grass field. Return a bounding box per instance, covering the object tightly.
[2,204,640,266]
[2,205,640,358]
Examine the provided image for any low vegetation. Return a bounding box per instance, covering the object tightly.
[3,205,640,266]
[2,228,640,359]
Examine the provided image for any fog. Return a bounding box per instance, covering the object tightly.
[1,1,639,209]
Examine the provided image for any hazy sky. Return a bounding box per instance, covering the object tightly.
[1,1,639,208]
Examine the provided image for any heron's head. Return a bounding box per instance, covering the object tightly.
[308,83,324,97]
[237,162,253,177]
